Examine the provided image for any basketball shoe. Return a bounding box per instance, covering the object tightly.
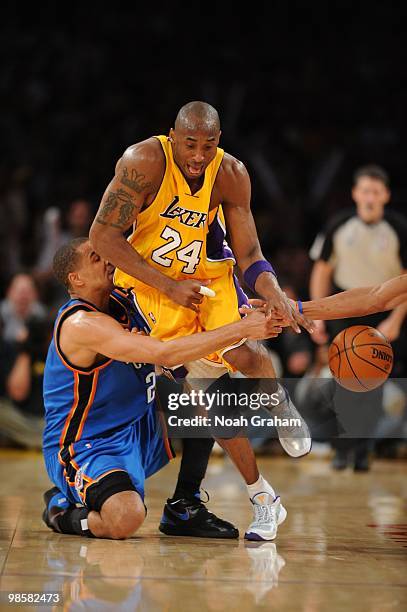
[159,492,239,538]
[42,486,73,532]
[244,493,287,541]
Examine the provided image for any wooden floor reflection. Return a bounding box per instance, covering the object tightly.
[0,450,406,611]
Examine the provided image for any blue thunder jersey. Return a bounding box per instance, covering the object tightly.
[43,288,155,456]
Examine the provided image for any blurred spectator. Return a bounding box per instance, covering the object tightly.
[0,273,46,343]
[34,199,93,306]
[35,207,65,276]
[35,199,93,272]
[64,199,94,238]
[0,316,51,449]
[0,321,17,398]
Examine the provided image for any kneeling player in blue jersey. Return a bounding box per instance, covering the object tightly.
[42,237,282,540]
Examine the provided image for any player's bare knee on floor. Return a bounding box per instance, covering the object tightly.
[100,491,145,539]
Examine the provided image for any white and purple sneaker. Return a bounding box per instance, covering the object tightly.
[244,493,287,541]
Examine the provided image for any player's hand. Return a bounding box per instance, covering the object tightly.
[239,302,290,337]
[377,315,402,342]
[310,320,329,345]
[285,297,315,334]
[165,279,210,310]
[261,287,307,334]
[239,308,284,340]
[242,298,314,335]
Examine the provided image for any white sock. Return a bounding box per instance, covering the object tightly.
[246,474,276,501]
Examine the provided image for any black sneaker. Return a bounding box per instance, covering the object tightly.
[159,496,239,539]
[42,487,71,532]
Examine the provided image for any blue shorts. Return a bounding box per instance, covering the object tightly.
[44,406,174,509]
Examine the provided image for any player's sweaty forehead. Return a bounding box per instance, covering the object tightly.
[174,126,219,143]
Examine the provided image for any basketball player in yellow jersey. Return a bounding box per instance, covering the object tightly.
[90,101,312,541]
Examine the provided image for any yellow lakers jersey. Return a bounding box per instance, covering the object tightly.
[114,135,235,291]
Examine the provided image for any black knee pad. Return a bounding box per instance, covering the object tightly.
[85,471,138,512]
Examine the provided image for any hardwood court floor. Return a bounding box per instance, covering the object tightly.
[0,450,406,611]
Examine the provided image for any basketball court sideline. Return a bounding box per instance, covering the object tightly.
[0,450,405,611]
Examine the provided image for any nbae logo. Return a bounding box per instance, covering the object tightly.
[371,347,393,363]
[161,196,207,228]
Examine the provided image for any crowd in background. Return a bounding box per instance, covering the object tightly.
[0,6,406,458]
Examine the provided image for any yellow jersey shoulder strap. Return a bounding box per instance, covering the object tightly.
[207,145,224,186]
[154,135,171,162]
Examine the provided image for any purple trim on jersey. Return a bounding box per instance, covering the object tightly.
[233,274,250,311]
[206,213,236,263]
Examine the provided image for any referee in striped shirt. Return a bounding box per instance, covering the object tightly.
[309,165,407,470]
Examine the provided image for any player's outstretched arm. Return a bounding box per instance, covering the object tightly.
[89,141,173,295]
[219,155,313,334]
[300,274,407,320]
[60,309,283,369]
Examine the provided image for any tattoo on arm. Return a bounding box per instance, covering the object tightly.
[120,167,152,193]
[95,189,138,229]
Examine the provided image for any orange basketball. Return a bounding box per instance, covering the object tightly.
[328,325,393,392]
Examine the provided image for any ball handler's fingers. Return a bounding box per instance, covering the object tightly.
[199,286,216,297]
[247,299,267,308]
